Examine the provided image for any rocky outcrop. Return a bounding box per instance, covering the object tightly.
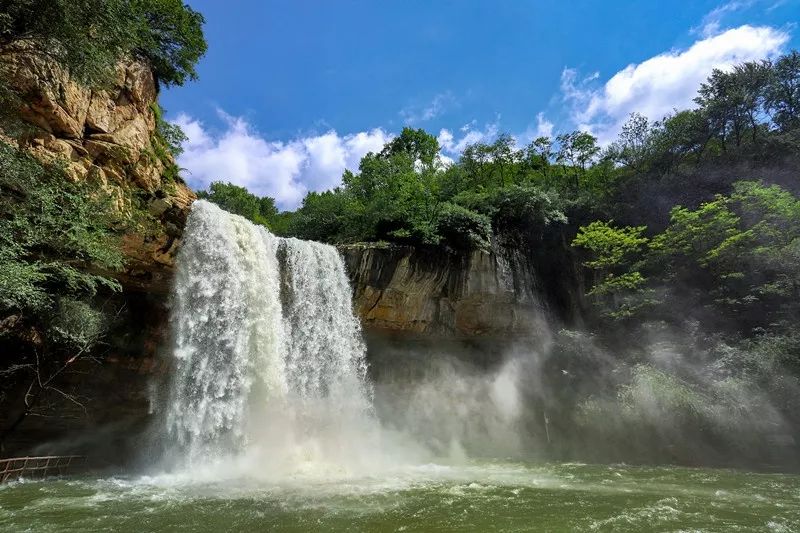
[0,46,194,460]
[0,43,195,289]
[341,242,556,339]
[5,44,165,190]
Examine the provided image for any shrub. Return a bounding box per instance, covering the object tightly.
[435,202,492,251]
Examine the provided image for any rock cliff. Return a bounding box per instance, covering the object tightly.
[1,43,195,291]
[341,237,586,339]
[0,46,192,460]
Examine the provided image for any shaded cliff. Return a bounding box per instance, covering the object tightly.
[341,231,588,340]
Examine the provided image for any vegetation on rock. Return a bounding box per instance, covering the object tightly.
[0,141,126,446]
[0,0,206,87]
[0,0,206,447]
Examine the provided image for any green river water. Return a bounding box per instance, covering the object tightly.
[1,461,798,532]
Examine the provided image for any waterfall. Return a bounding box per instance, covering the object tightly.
[164,201,380,474]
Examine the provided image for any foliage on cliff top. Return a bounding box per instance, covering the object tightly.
[0,0,207,87]
[196,181,279,227]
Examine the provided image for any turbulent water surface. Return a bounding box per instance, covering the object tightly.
[1,463,799,532]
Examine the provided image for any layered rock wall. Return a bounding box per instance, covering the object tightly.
[0,46,193,459]
[340,240,580,339]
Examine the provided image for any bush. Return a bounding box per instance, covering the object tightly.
[435,203,492,251]
[0,141,124,315]
[454,185,566,230]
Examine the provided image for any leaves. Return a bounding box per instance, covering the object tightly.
[0,141,124,315]
[573,221,648,269]
[0,0,206,87]
[574,181,800,326]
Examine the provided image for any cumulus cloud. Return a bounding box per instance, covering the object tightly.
[560,25,789,144]
[514,112,555,147]
[173,111,390,210]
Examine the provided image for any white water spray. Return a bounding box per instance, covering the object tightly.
[164,201,393,477]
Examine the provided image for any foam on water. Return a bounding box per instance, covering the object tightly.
[2,463,799,533]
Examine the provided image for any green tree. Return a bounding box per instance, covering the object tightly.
[524,136,553,180]
[766,51,800,132]
[572,221,651,319]
[694,62,770,150]
[287,189,364,243]
[609,113,654,171]
[196,181,279,228]
[556,131,599,189]
[649,109,711,170]
[0,0,206,87]
[381,127,440,169]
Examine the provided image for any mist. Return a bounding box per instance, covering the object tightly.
[364,318,800,471]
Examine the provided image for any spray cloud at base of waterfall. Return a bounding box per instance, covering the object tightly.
[162,200,424,480]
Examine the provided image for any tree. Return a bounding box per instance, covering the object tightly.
[196,181,279,228]
[381,127,440,169]
[766,51,800,132]
[0,0,207,87]
[610,113,654,171]
[733,60,772,144]
[695,69,740,151]
[525,136,553,179]
[460,141,495,189]
[287,189,365,243]
[694,63,770,150]
[556,131,599,189]
[649,109,711,169]
[487,134,519,186]
[572,221,651,319]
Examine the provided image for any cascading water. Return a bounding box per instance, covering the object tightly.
[164,200,387,476]
[280,237,371,409]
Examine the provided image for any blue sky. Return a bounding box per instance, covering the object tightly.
[162,0,800,209]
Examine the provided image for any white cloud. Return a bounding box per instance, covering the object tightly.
[514,113,555,147]
[173,110,390,210]
[400,91,456,124]
[560,25,789,144]
[693,1,755,37]
[437,120,500,155]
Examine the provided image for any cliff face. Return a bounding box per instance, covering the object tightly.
[0,46,591,461]
[341,238,585,340]
[2,44,195,291]
[0,47,193,460]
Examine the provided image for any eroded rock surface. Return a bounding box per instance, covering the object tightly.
[0,43,195,290]
[341,243,554,339]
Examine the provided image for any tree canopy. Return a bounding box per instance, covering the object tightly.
[0,0,207,87]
